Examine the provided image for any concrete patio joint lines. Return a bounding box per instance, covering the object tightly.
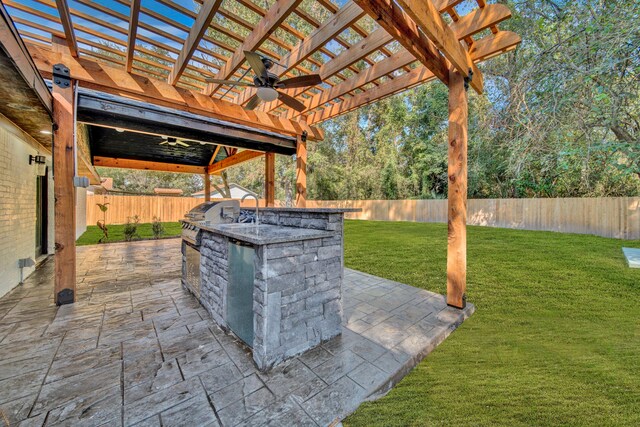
[0,239,474,426]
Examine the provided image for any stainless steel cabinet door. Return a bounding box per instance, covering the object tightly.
[227,242,255,347]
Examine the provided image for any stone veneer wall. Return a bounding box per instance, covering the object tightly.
[197,233,229,327]
[186,209,345,371]
[253,210,344,370]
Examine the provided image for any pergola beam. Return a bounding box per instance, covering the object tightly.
[263,27,394,114]
[25,43,323,140]
[450,4,511,41]
[290,49,415,119]
[469,31,520,62]
[309,66,434,124]
[125,0,141,73]
[204,0,303,96]
[432,0,465,12]
[275,3,512,116]
[308,30,520,124]
[237,1,365,106]
[208,150,264,174]
[94,157,207,174]
[168,0,222,86]
[54,0,78,57]
[387,0,483,93]
[353,0,449,87]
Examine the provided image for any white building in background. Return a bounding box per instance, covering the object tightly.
[192,183,257,199]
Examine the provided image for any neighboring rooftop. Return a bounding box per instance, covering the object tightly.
[193,183,257,199]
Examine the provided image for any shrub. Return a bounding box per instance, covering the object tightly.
[123,215,141,242]
[152,216,165,239]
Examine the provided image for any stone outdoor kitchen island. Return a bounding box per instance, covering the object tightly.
[182,208,355,371]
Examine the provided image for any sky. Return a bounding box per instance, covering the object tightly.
[9,0,201,56]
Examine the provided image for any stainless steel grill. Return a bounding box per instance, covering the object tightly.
[180,200,240,246]
[181,200,240,299]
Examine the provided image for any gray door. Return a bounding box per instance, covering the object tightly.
[35,168,48,256]
[227,242,255,347]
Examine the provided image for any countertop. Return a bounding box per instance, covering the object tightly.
[199,223,337,245]
[260,207,362,213]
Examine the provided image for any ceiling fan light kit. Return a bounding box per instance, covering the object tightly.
[159,136,190,148]
[257,87,279,102]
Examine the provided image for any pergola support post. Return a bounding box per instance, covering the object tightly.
[204,173,211,202]
[295,133,307,208]
[52,62,76,306]
[446,68,468,309]
[265,152,275,207]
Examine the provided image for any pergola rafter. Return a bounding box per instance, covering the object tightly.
[263,27,394,114]
[235,1,366,107]
[203,0,303,96]
[125,0,140,73]
[167,0,222,86]
[307,30,520,124]
[53,0,77,57]
[5,0,519,123]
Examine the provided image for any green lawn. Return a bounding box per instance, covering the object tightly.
[342,220,640,426]
[76,222,182,245]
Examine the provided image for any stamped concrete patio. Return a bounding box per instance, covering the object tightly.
[0,239,474,426]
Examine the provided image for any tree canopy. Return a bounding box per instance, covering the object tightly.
[293,0,640,200]
[100,0,640,200]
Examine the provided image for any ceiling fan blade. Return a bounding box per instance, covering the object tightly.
[244,94,262,110]
[204,77,254,87]
[176,141,190,147]
[277,91,306,112]
[159,141,168,145]
[244,51,267,81]
[276,74,322,89]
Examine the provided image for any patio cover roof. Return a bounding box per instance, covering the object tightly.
[77,87,298,175]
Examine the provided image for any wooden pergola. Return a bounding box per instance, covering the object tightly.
[0,0,520,308]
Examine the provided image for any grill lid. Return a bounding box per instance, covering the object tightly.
[184,200,240,223]
[185,202,216,220]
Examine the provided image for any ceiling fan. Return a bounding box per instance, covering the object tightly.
[204,51,322,112]
[159,137,190,148]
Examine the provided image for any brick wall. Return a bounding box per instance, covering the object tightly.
[0,114,53,297]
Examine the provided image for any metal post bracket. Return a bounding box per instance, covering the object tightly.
[52,63,71,88]
[463,69,473,91]
[56,288,74,306]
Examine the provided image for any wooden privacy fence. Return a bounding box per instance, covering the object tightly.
[306,197,640,240]
[86,195,640,239]
[85,195,268,225]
